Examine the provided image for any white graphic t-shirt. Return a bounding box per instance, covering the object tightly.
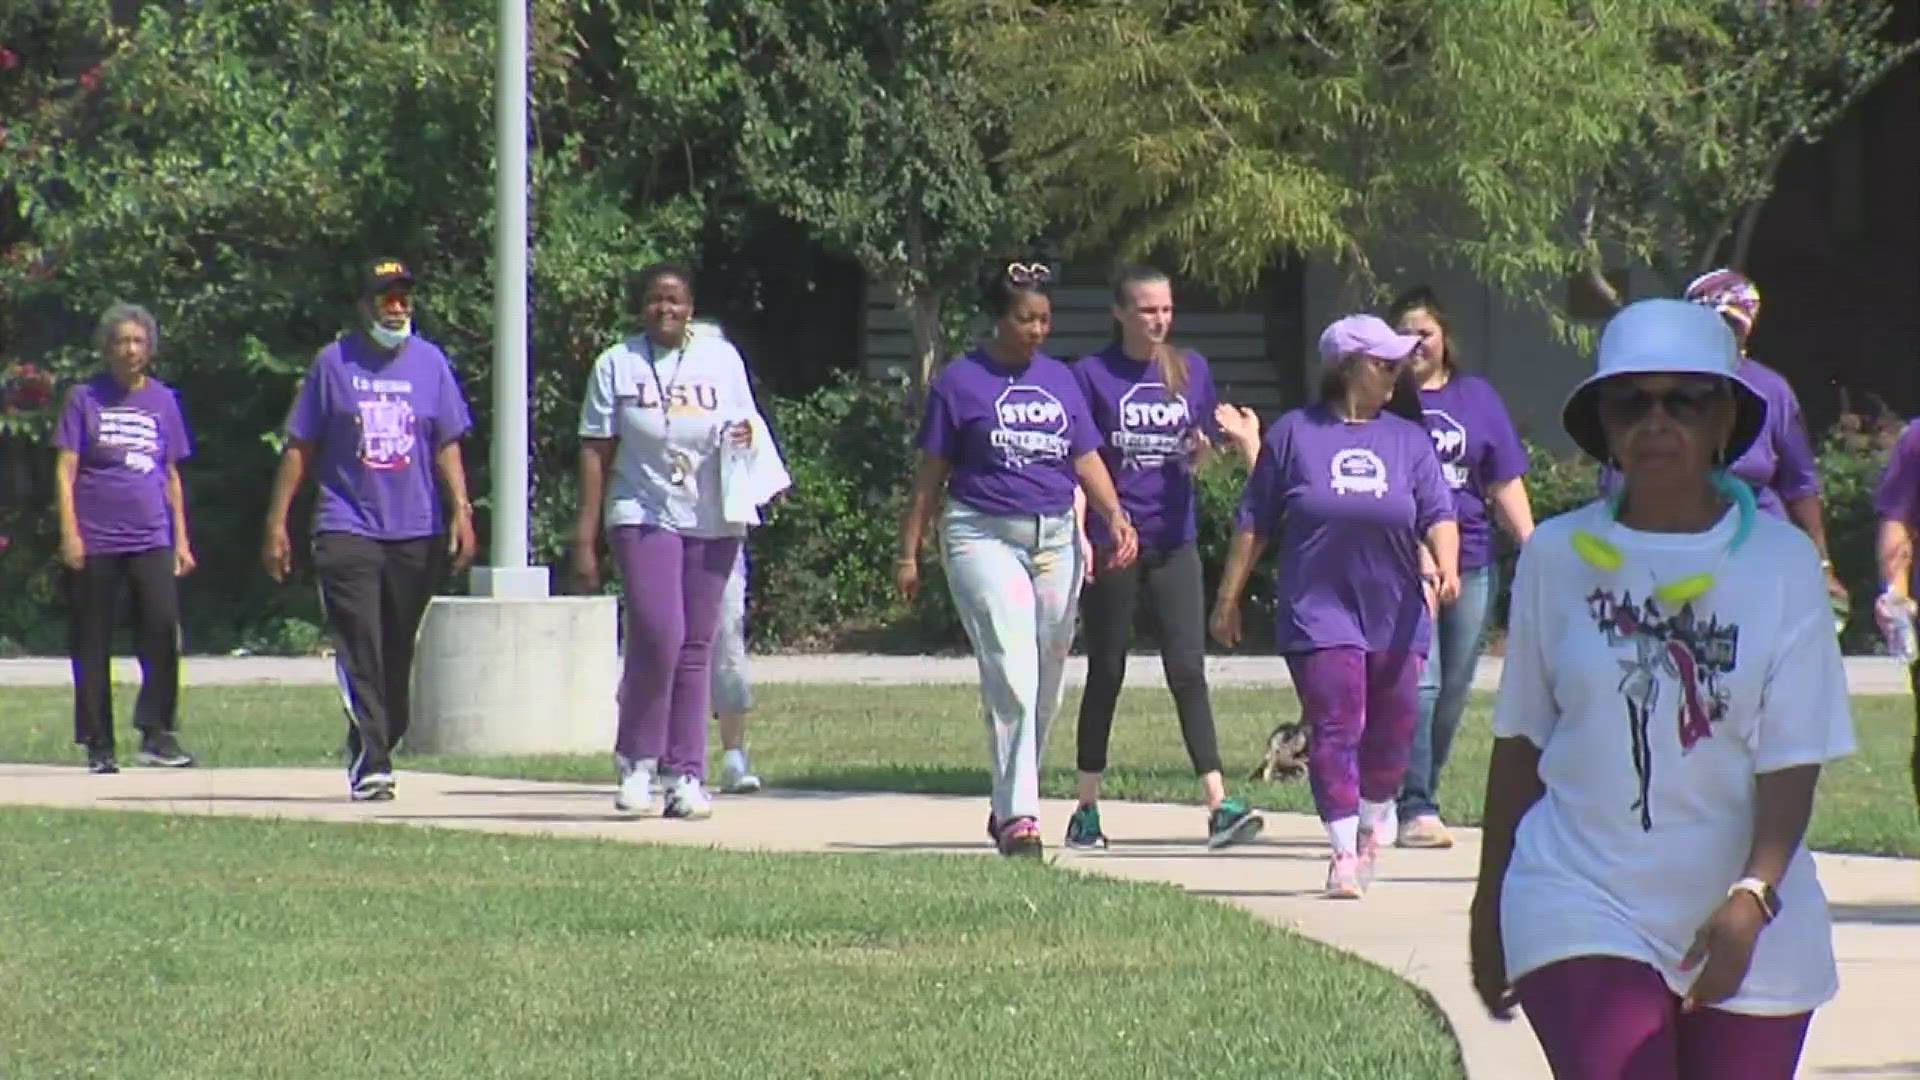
[578,328,760,539]
[1493,502,1856,1015]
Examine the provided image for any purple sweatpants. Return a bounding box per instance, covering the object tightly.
[610,525,742,781]
[1283,648,1421,823]
[1516,956,1813,1079]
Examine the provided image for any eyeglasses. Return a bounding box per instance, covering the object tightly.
[1006,262,1053,287]
[1595,381,1724,425]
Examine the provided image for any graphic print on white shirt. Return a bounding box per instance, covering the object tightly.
[1329,447,1389,498]
[991,384,1072,469]
[1424,409,1469,489]
[1113,382,1192,470]
[1586,589,1741,831]
[97,406,162,474]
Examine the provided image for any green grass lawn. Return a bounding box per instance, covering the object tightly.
[3,682,1915,856]
[0,806,1464,1079]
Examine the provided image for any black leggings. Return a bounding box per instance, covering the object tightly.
[1075,541,1222,776]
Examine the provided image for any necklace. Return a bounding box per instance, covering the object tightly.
[1571,472,1755,606]
[643,335,692,487]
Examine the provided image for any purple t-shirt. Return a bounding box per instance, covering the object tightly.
[916,349,1100,518]
[1419,372,1528,571]
[1599,357,1816,519]
[53,374,192,555]
[1235,405,1455,655]
[1072,345,1220,552]
[1874,419,1920,536]
[286,334,473,540]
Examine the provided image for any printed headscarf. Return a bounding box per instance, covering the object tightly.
[1683,268,1760,337]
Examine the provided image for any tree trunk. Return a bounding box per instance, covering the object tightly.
[905,293,943,397]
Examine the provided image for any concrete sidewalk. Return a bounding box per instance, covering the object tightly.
[2,764,1915,1079]
[2,653,1915,694]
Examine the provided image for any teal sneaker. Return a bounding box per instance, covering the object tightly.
[1064,803,1109,850]
[1206,797,1265,850]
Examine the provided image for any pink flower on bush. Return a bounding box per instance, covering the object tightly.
[2,363,53,412]
[0,534,11,556]
[0,46,19,71]
[77,64,101,92]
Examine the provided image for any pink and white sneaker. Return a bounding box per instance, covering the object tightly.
[1326,851,1364,899]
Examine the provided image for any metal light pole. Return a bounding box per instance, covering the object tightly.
[473,0,547,599]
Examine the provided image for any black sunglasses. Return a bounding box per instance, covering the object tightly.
[1595,380,1726,425]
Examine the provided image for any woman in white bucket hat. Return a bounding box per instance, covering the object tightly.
[1469,299,1855,1079]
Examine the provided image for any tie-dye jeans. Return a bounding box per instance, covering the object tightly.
[940,502,1083,823]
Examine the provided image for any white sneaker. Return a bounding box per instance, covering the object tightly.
[663,774,713,820]
[613,755,660,816]
[720,750,761,794]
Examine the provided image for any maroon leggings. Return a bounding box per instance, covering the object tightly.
[1516,956,1813,1080]
[1283,648,1421,822]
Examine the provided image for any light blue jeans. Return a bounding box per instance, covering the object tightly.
[711,547,752,716]
[1399,564,1495,820]
[941,502,1083,822]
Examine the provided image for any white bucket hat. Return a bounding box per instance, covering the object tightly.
[1561,298,1768,465]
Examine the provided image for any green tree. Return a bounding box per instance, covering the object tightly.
[1579,0,1920,305]
[727,0,1039,393]
[0,0,733,651]
[941,0,1706,315]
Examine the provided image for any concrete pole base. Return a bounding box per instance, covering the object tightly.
[410,596,618,756]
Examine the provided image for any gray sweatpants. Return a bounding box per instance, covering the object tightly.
[711,547,753,715]
[940,502,1082,822]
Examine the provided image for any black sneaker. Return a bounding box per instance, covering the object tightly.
[350,772,396,802]
[1064,803,1109,850]
[1206,797,1265,850]
[136,732,195,768]
[86,747,119,775]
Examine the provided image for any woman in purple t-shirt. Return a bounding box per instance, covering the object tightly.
[53,303,197,775]
[1212,314,1460,899]
[1064,265,1264,852]
[1386,286,1536,850]
[896,261,1139,858]
[262,259,477,803]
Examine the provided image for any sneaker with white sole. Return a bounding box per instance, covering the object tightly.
[1325,851,1364,899]
[351,772,396,802]
[614,755,661,816]
[663,774,713,820]
[719,750,761,794]
[1396,814,1455,849]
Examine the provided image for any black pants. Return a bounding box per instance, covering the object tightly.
[1908,663,1920,815]
[313,531,444,783]
[1076,541,1223,776]
[66,547,181,750]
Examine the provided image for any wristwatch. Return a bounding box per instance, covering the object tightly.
[1728,877,1781,923]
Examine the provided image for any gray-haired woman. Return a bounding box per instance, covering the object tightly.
[52,303,197,775]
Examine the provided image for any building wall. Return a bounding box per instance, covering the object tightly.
[859,262,1301,413]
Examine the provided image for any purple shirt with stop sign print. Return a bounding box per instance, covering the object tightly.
[285,334,473,541]
[916,349,1101,518]
[1235,404,1455,655]
[1418,373,1528,572]
[54,374,193,555]
[1072,345,1220,551]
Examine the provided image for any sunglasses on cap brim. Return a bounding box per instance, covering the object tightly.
[1006,262,1052,287]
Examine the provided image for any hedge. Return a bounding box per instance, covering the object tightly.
[0,372,1905,657]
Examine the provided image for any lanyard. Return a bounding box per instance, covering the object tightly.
[642,335,691,485]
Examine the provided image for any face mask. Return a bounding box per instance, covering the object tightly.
[368,319,412,350]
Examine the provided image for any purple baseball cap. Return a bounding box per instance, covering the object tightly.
[1317,314,1422,366]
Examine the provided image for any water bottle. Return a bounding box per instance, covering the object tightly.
[1875,591,1919,664]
